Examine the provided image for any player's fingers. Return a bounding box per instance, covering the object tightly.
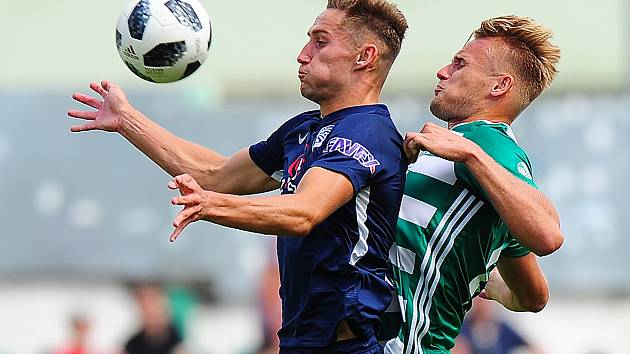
[67,110,97,120]
[174,174,190,183]
[168,180,179,190]
[408,151,420,164]
[72,93,103,109]
[173,206,201,227]
[70,123,98,133]
[403,140,413,156]
[410,134,430,149]
[102,80,111,91]
[180,173,195,184]
[170,217,194,242]
[404,132,418,145]
[176,174,198,190]
[421,122,437,132]
[171,194,199,206]
[404,145,420,163]
[90,82,108,98]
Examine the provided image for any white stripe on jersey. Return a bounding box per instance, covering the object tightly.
[405,190,485,354]
[404,189,470,354]
[271,170,284,182]
[414,199,484,352]
[468,244,506,297]
[384,337,405,354]
[409,155,457,185]
[399,195,438,229]
[389,243,417,275]
[350,187,371,266]
[409,193,479,354]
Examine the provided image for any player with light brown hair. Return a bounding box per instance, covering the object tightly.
[382,16,564,354]
[69,1,408,354]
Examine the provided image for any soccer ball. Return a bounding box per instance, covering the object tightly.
[115,0,212,83]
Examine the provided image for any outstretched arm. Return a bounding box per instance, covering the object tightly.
[480,254,548,312]
[68,81,278,194]
[404,123,563,256]
[168,167,355,241]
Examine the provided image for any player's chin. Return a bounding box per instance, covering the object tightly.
[299,86,318,101]
[429,98,447,120]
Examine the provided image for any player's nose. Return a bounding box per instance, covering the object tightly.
[437,64,451,80]
[297,44,311,65]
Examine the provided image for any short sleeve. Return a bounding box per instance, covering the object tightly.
[455,125,538,200]
[310,115,401,194]
[501,236,531,258]
[249,117,302,178]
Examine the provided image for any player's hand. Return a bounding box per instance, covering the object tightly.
[404,122,481,164]
[67,81,132,133]
[479,268,521,312]
[168,173,212,242]
[478,268,504,302]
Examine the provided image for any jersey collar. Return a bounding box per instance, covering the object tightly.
[320,104,389,124]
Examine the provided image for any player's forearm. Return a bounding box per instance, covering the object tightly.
[464,148,563,256]
[202,192,319,236]
[118,107,227,188]
[490,282,532,312]
[485,271,547,313]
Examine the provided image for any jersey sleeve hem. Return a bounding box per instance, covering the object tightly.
[500,248,531,258]
[248,145,278,177]
[309,161,362,195]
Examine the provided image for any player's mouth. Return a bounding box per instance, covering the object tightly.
[434,85,444,96]
[298,72,307,80]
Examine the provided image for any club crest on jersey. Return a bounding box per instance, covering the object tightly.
[323,137,380,173]
[312,125,335,150]
[281,154,306,193]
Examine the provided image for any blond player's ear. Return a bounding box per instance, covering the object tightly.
[490,75,513,97]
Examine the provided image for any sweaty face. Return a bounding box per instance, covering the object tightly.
[430,39,495,123]
[297,10,357,104]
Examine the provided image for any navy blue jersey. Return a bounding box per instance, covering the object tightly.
[249,104,406,348]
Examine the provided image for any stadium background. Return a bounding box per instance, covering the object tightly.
[1,0,628,353]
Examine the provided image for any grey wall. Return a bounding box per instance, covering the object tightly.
[0,91,627,301]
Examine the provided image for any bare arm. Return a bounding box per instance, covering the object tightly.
[462,147,563,256]
[168,167,355,240]
[405,123,564,256]
[480,254,549,312]
[118,107,279,193]
[68,81,278,194]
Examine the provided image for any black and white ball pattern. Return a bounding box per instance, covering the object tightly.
[128,0,151,40]
[165,0,203,32]
[116,0,212,83]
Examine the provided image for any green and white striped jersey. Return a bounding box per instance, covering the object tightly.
[382,120,535,354]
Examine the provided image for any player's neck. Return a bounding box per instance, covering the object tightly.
[447,112,514,129]
[319,90,381,118]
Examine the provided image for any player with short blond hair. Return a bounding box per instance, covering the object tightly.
[382,15,564,354]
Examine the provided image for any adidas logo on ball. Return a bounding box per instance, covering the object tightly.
[123,46,140,60]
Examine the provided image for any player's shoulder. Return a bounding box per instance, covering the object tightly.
[290,109,320,125]
[339,104,393,124]
[275,110,320,135]
[455,120,515,142]
[455,120,526,155]
[334,105,400,139]
[454,120,536,185]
